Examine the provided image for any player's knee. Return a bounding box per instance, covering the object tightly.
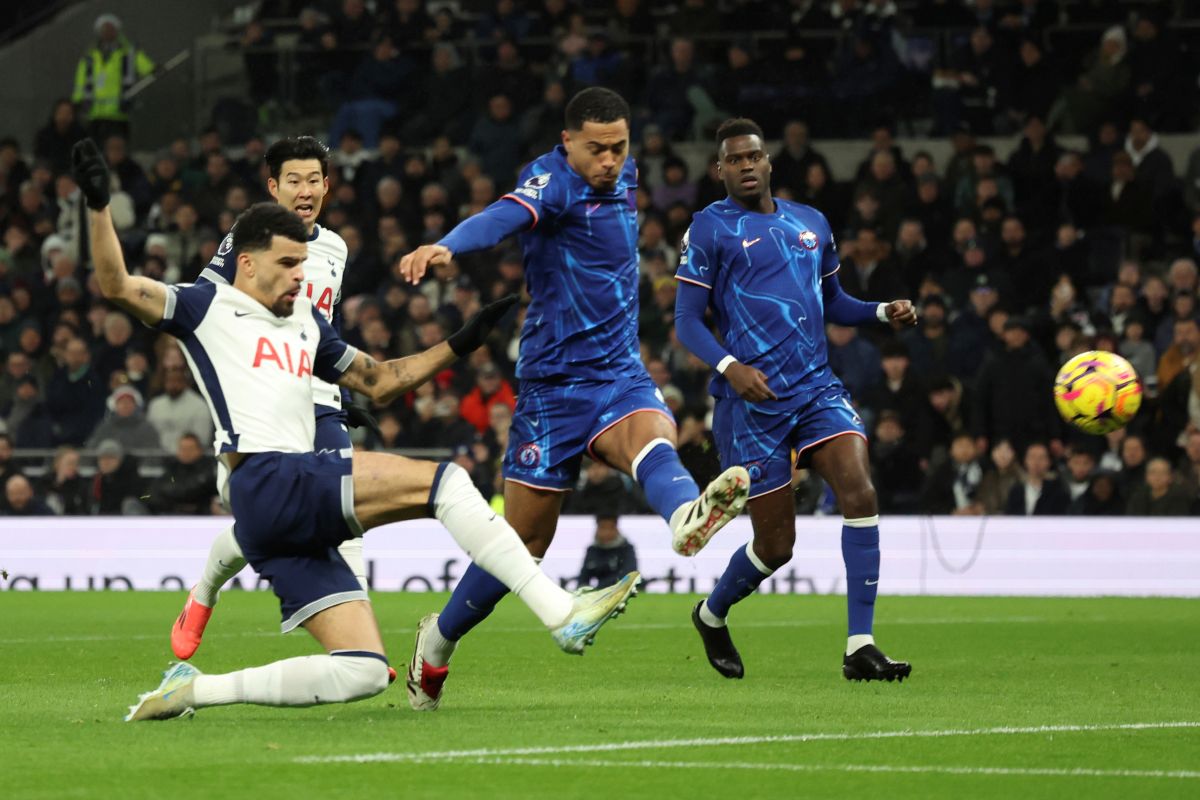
[755,540,793,571]
[332,654,390,701]
[840,482,878,518]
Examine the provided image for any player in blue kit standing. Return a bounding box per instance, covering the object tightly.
[398,88,751,710]
[674,118,916,682]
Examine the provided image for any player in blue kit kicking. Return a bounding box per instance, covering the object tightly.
[674,119,916,682]
[398,88,750,710]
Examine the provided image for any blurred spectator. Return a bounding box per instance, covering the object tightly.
[869,410,923,514]
[1126,457,1192,516]
[146,348,213,452]
[3,474,53,516]
[469,95,524,186]
[826,323,880,400]
[1004,441,1069,515]
[864,340,924,426]
[1156,317,1199,394]
[1062,448,1098,502]
[34,99,87,175]
[41,445,90,516]
[644,38,714,140]
[328,34,412,148]
[71,14,155,143]
[86,385,161,452]
[1118,433,1148,497]
[578,516,638,589]
[0,433,17,489]
[1049,25,1130,135]
[460,362,516,435]
[1067,470,1125,515]
[972,316,1060,453]
[771,121,828,197]
[838,227,905,303]
[1176,429,1200,496]
[145,433,217,514]
[92,438,144,515]
[45,336,105,446]
[920,431,983,514]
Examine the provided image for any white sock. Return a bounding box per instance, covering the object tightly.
[699,600,726,628]
[191,653,389,707]
[337,537,369,593]
[431,464,573,627]
[422,623,457,668]
[194,525,245,607]
[846,633,875,656]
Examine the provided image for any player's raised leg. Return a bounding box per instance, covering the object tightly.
[809,434,911,682]
[409,480,564,710]
[591,407,749,557]
[130,600,390,720]
[352,451,637,654]
[693,474,796,679]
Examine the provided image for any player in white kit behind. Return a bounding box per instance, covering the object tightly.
[171,137,380,664]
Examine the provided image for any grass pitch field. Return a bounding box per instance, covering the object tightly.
[2,592,1198,799]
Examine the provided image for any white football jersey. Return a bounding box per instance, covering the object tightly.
[200,224,350,408]
[155,282,358,456]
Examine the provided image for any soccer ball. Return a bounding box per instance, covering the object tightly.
[1053,350,1143,434]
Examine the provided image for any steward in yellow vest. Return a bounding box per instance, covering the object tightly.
[71,14,155,143]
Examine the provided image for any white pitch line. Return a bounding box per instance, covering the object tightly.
[2,615,1050,645]
[454,756,1200,781]
[293,721,1200,765]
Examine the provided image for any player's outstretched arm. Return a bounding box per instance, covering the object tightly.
[338,344,457,406]
[73,140,168,326]
[337,294,519,404]
[397,199,532,284]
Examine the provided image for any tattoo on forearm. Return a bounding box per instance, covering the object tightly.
[359,356,379,387]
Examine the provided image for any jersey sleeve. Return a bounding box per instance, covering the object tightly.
[153,283,217,337]
[500,161,566,228]
[818,213,840,277]
[198,232,236,285]
[675,213,718,289]
[311,305,359,384]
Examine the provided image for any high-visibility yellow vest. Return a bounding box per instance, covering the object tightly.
[71,39,155,123]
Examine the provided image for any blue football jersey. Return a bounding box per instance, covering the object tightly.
[676,198,840,400]
[501,145,641,381]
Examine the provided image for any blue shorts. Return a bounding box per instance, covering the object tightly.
[713,382,866,499]
[314,404,350,452]
[503,372,672,490]
[228,449,366,632]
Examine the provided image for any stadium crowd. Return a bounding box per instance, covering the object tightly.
[1,0,1200,517]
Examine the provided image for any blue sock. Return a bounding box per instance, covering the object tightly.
[842,516,880,636]
[705,542,773,619]
[633,438,700,525]
[437,563,509,641]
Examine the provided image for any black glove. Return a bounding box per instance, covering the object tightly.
[70,139,111,210]
[344,401,382,440]
[447,293,519,357]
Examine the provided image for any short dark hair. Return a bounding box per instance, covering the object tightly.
[264,136,329,181]
[231,203,308,257]
[715,117,764,148]
[564,88,630,130]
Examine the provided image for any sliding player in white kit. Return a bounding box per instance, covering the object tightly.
[171,136,379,663]
[69,141,640,721]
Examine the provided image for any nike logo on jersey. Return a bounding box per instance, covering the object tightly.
[530,418,540,427]
[865,579,879,585]
[234,311,250,317]
[742,237,762,248]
